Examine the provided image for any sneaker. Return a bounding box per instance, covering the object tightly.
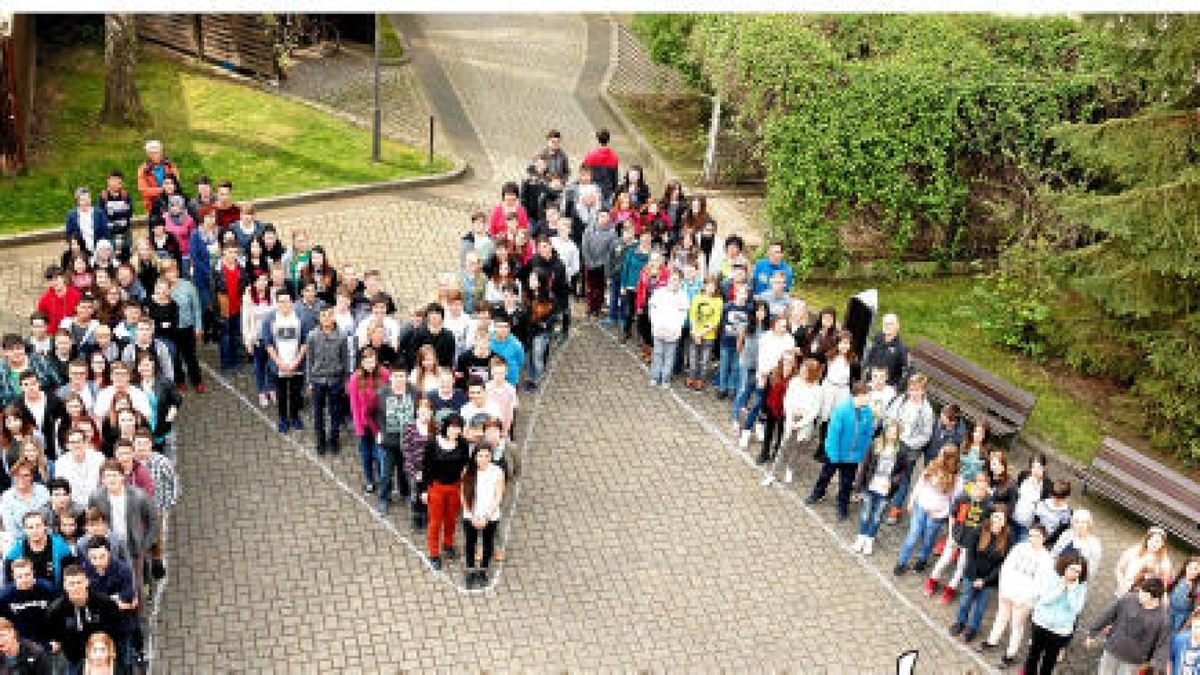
[151,559,166,580]
[922,578,940,597]
[851,535,864,553]
[443,545,457,561]
[661,382,670,390]
[754,422,765,441]
[949,622,964,637]
[760,473,775,487]
[940,586,957,605]
[316,439,327,455]
[738,430,751,449]
[464,569,477,590]
[291,417,304,431]
[912,558,929,573]
[375,501,388,515]
[999,655,1016,668]
[475,569,488,587]
[893,563,908,577]
[962,629,977,643]
[649,379,657,387]
[836,510,849,521]
[429,556,442,571]
[803,494,823,506]
[886,507,903,525]
[329,437,341,453]
[258,393,269,407]
[862,537,874,555]
[268,390,278,403]
[176,383,187,393]
[716,390,728,400]
[277,419,290,434]
[365,482,376,494]
[194,383,206,394]
[783,468,793,484]
[977,641,998,653]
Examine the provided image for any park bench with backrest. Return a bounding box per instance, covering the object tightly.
[1082,435,1200,548]
[909,338,1036,444]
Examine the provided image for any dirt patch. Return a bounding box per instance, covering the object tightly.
[613,92,707,183]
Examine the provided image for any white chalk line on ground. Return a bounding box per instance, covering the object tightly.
[591,322,998,674]
[145,509,170,675]
[199,335,569,596]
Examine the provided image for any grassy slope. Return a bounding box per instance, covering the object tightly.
[802,277,1107,462]
[0,45,450,234]
[379,15,405,60]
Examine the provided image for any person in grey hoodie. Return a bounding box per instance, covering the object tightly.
[581,211,618,319]
[1086,576,1172,675]
[305,306,349,453]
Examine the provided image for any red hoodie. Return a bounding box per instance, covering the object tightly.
[37,286,81,332]
[582,146,619,169]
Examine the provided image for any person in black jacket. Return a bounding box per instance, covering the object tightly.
[519,239,568,393]
[0,617,51,675]
[862,313,909,388]
[951,508,1011,643]
[44,566,122,672]
[419,414,470,571]
[405,303,456,369]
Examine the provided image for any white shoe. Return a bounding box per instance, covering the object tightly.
[851,535,864,553]
[754,422,765,441]
[863,538,874,556]
[761,473,775,487]
[258,393,269,407]
[649,379,656,387]
[661,382,670,390]
[783,468,793,484]
[738,430,751,449]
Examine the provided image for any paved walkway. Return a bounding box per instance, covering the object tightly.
[0,14,1177,673]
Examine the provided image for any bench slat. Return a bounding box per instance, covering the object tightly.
[1092,456,1200,521]
[1099,437,1200,502]
[1085,435,1200,549]
[915,360,1028,430]
[913,339,1036,413]
[1094,450,1200,514]
[924,384,1018,436]
[1083,471,1200,547]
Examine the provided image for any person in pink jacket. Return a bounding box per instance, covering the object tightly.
[346,347,390,493]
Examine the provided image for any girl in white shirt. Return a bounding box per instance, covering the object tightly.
[983,523,1054,666]
[460,444,505,590]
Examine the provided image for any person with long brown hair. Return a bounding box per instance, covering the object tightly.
[1168,555,1200,633]
[1115,525,1175,597]
[894,444,959,576]
[951,507,1011,643]
[460,443,505,589]
[765,357,824,487]
[346,346,388,492]
[756,349,799,468]
[401,397,436,529]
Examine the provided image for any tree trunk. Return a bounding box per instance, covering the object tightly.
[102,14,144,125]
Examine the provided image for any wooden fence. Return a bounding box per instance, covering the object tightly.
[137,14,279,81]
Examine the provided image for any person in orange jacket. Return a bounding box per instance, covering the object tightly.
[135,140,179,214]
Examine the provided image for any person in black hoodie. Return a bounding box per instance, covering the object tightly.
[405,303,456,369]
[44,566,122,672]
[0,559,55,650]
[951,507,1011,643]
[519,238,568,393]
[0,616,51,675]
[98,172,133,263]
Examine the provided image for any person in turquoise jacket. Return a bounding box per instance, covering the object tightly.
[4,511,74,590]
[805,381,873,520]
[619,232,652,341]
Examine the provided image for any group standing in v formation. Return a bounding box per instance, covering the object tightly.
[9,126,1199,673]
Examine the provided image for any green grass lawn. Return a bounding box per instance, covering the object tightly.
[379,15,405,60]
[612,93,706,185]
[802,276,1110,463]
[0,45,450,235]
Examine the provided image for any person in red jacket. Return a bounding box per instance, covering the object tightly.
[488,182,529,238]
[582,128,620,208]
[36,266,81,334]
[135,140,179,215]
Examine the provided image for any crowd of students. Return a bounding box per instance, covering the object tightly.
[5,126,1198,673]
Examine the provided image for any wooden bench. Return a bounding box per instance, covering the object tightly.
[1082,436,1200,548]
[909,338,1036,443]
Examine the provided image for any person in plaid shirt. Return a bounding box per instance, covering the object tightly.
[132,430,177,581]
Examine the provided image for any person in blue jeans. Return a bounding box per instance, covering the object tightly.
[717,283,752,400]
[853,419,910,555]
[951,508,1011,642]
[732,301,767,433]
[894,448,958,575]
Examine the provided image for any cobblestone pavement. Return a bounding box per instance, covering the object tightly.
[0,13,1187,674]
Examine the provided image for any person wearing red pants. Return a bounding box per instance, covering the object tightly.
[419,413,470,570]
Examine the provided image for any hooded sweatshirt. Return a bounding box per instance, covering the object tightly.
[1088,593,1172,670]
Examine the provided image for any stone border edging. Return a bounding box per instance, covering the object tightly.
[0,43,468,250]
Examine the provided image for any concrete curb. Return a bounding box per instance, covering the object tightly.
[0,44,469,249]
[595,16,681,193]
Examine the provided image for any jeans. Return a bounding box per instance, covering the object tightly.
[358,434,380,485]
[897,504,946,566]
[252,343,275,394]
[687,338,713,380]
[310,381,342,444]
[526,333,550,383]
[717,345,739,394]
[608,277,624,324]
[650,338,679,384]
[956,581,993,632]
[377,443,406,503]
[808,461,857,516]
[732,366,756,423]
[218,312,243,371]
[463,519,499,569]
[1024,623,1071,675]
[741,385,766,431]
[858,491,890,538]
[888,450,922,510]
[277,374,304,422]
[621,289,638,338]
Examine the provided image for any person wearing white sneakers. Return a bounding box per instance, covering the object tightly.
[853,419,909,554]
[647,269,690,389]
[763,357,822,486]
[745,313,795,449]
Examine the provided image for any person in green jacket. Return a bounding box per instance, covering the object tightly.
[619,231,652,341]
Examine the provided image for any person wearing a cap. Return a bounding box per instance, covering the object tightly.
[135,140,178,214]
[64,187,111,259]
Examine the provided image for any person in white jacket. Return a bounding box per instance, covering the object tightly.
[982,522,1055,666]
[740,313,797,447]
[763,358,823,486]
[647,270,690,388]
